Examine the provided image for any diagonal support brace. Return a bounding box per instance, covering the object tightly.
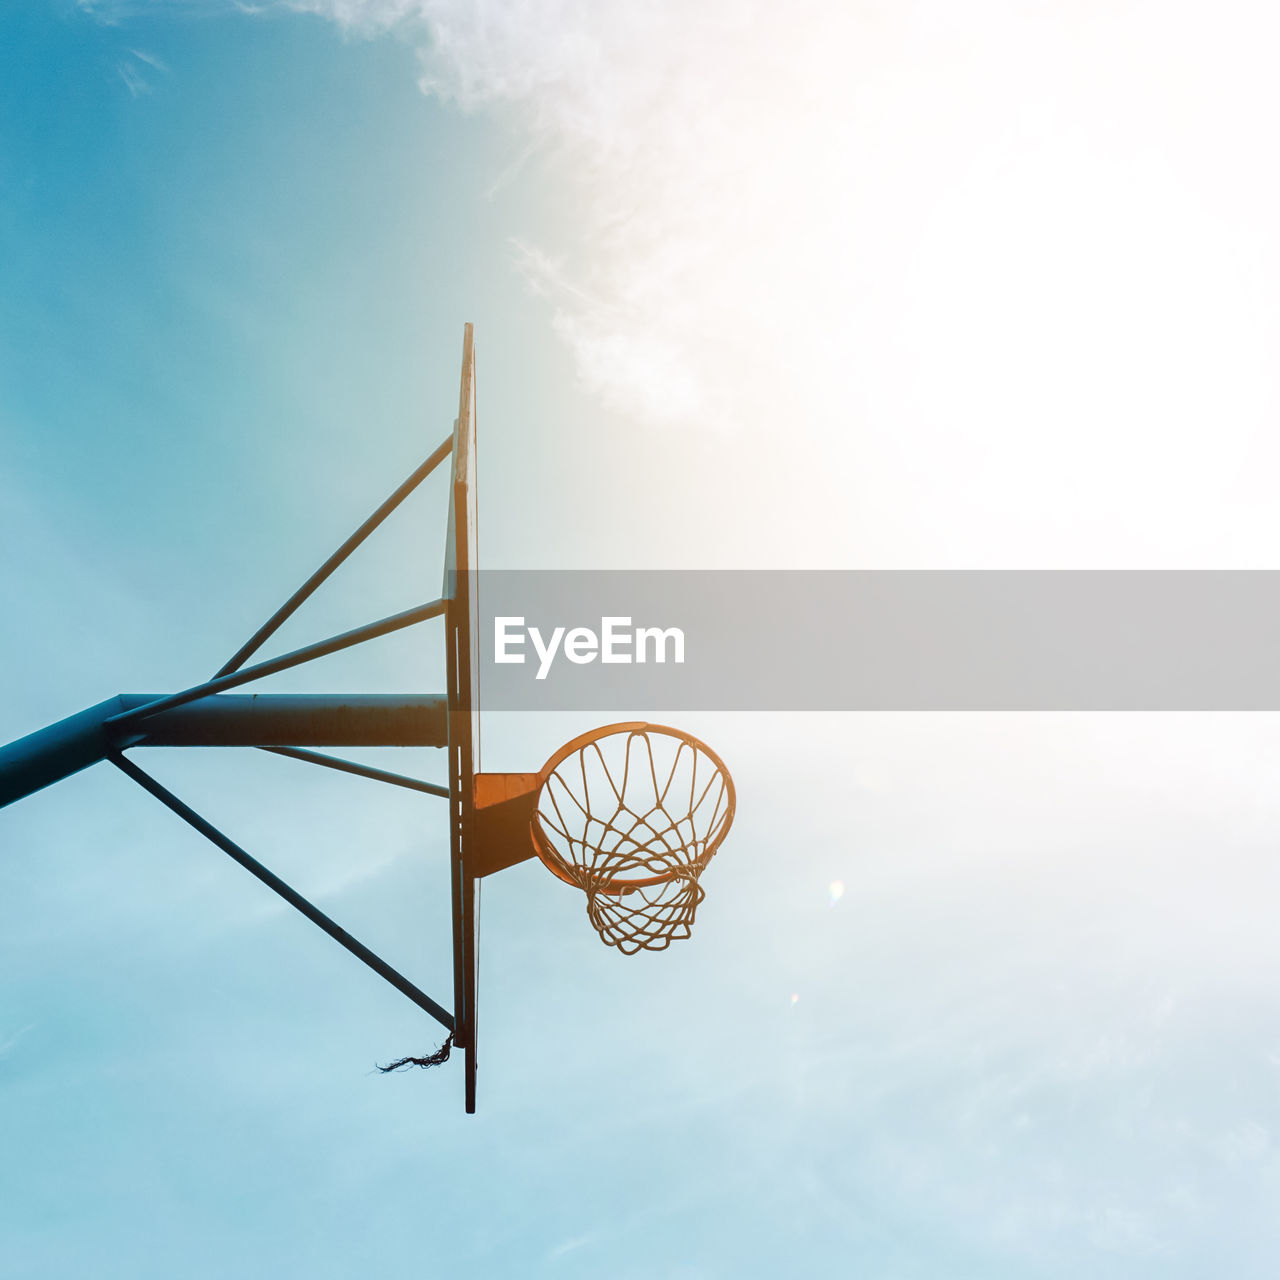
[216,433,455,678]
[110,751,454,1034]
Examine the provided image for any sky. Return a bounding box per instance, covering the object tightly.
[4,1,1280,1276]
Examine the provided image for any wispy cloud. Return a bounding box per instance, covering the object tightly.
[80,0,220,20]
[116,47,170,96]
[0,1024,35,1058]
[117,60,148,96]
[75,0,121,25]
[546,1232,594,1261]
[130,47,169,73]
[284,0,810,431]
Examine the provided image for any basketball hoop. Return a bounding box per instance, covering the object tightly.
[530,723,736,954]
[3,321,745,1112]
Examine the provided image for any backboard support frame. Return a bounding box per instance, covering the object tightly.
[0,323,625,1116]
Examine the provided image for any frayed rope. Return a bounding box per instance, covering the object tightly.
[377,1031,454,1073]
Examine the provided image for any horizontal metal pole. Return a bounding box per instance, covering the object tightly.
[0,694,446,810]
[111,752,454,1034]
[132,695,447,748]
[105,597,447,731]
[216,434,455,679]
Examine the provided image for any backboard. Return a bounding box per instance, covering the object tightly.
[443,323,480,1112]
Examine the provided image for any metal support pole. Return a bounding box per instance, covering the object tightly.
[0,694,447,811]
[136,695,447,747]
[0,698,133,812]
[262,747,449,797]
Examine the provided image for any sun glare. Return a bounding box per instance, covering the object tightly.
[520,0,1280,563]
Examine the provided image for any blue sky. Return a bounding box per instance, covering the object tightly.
[5,2,1280,1276]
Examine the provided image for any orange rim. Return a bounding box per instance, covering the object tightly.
[530,722,736,895]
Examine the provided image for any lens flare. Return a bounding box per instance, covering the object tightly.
[828,880,845,907]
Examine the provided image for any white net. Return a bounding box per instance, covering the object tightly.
[533,724,735,953]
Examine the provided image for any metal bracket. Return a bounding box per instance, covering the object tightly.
[470,773,540,878]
